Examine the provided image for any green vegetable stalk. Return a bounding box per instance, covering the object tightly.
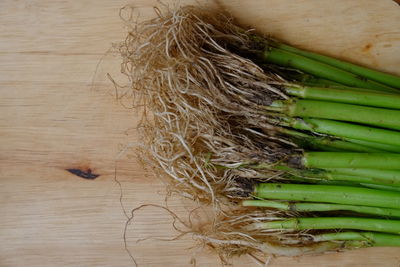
[243,199,400,218]
[255,183,400,209]
[269,99,400,130]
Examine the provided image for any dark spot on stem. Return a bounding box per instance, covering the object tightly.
[287,155,304,169]
[66,168,100,180]
[288,202,297,212]
[355,75,368,81]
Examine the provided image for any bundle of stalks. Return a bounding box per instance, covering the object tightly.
[118,4,400,258]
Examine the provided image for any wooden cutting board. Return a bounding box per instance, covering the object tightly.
[1,0,399,266]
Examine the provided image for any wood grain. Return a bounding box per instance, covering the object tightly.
[0,0,399,266]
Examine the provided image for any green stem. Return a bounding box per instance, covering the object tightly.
[292,175,400,192]
[274,42,400,89]
[262,47,397,92]
[284,174,362,186]
[297,79,386,93]
[281,127,399,153]
[283,173,400,192]
[326,85,388,94]
[254,217,400,234]
[243,200,400,218]
[303,171,400,187]
[297,76,343,87]
[332,174,400,186]
[286,117,400,146]
[286,85,400,109]
[272,69,346,87]
[279,128,383,152]
[327,168,400,186]
[280,165,400,187]
[274,99,400,131]
[313,232,400,246]
[285,166,400,185]
[361,183,400,192]
[346,138,400,153]
[274,165,399,186]
[302,152,400,169]
[255,183,400,209]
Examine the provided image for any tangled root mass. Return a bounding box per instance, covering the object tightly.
[119,5,345,258]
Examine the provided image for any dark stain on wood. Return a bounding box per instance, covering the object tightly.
[362,43,373,52]
[66,168,100,180]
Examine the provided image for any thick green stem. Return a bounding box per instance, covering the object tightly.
[274,42,400,89]
[283,173,400,192]
[284,174,362,186]
[327,85,389,94]
[279,128,383,152]
[327,168,400,186]
[277,165,400,187]
[281,127,399,153]
[274,99,400,131]
[304,171,400,187]
[273,69,347,88]
[243,200,400,218]
[360,183,400,192]
[254,217,400,234]
[262,47,397,92]
[255,183,400,209]
[286,85,400,109]
[297,75,344,87]
[286,118,400,146]
[346,138,400,153]
[330,174,400,186]
[321,173,399,187]
[302,152,400,169]
[313,232,400,246]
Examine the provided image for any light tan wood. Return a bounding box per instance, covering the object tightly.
[1,0,399,266]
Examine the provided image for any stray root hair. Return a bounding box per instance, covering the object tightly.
[118,4,347,258]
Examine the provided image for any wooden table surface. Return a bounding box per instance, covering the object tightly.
[1,0,400,266]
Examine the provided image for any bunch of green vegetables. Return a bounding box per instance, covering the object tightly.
[236,37,400,247]
[125,6,400,254]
